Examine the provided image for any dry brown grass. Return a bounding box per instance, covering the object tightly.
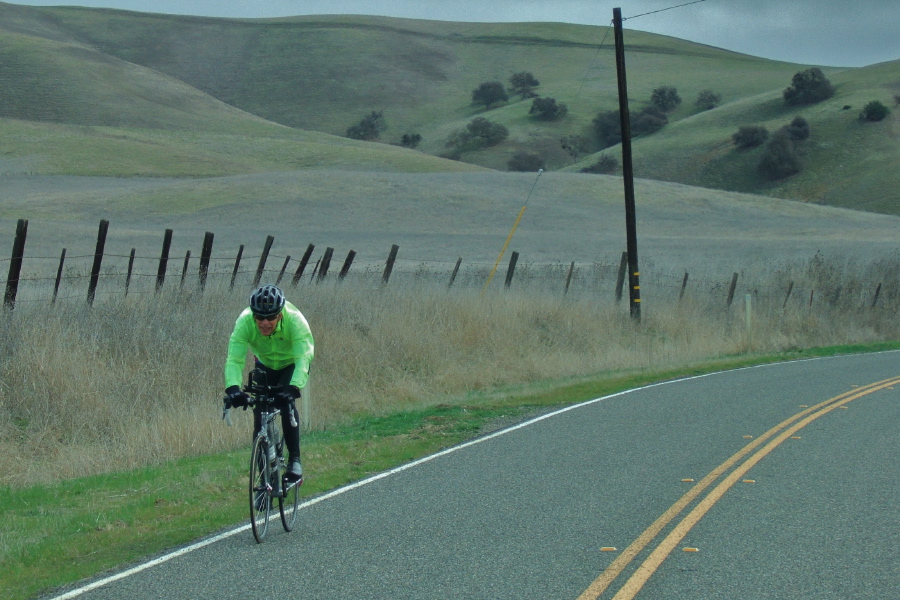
[1,257,898,487]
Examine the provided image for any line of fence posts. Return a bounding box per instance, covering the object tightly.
[1,218,893,309]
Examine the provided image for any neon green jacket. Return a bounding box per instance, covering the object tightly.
[224,301,315,390]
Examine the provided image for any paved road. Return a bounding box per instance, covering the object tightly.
[49,352,899,600]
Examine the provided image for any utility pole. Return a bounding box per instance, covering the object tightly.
[613,7,641,320]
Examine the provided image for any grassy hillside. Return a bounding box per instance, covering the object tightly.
[574,59,900,214]
[0,3,897,213]
[16,8,811,142]
[0,117,484,177]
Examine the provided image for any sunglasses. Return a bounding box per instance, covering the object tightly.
[253,313,281,322]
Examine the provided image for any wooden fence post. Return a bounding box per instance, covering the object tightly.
[564,261,575,296]
[276,256,291,285]
[87,219,109,306]
[156,229,173,292]
[4,218,28,309]
[53,248,66,304]
[448,258,462,288]
[383,244,399,285]
[338,250,356,280]
[871,283,881,308]
[317,248,334,282]
[291,244,315,287]
[125,249,135,297]
[614,251,627,302]
[679,272,689,300]
[782,281,794,309]
[230,244,244,290]
[180,250,191,287]
[253,235,275,287]
[504,251,519,289]
[199,232,214,291]
[726,272,739,306]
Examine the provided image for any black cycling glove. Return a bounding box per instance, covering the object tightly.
[275,385,301,408]
[224,385,249,410]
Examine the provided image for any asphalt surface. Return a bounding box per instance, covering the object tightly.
[48,352,899,600]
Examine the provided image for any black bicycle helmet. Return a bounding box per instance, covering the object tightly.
[249,284,286,318]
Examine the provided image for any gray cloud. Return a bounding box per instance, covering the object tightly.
[7,0,899,66]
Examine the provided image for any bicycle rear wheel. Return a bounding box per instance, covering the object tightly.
[249,436,272,542]
[279,473,300,531]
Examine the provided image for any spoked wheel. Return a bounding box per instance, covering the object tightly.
[249,436,272,543]
[279,472,301,531]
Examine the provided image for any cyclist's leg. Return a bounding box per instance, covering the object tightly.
[252,406,263,439]
[268,364,303,480]
[281,401,301,459]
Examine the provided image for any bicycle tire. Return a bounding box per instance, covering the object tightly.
[279,472,300,531]
[249,435,272,542]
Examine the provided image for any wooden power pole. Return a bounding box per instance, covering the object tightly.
[613,7,641,320]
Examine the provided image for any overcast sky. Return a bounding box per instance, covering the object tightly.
[8,1,899,67]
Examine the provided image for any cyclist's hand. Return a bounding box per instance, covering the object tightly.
[224,386,249,410]
[275,386,301,408]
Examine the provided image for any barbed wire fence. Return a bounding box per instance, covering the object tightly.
[2,218,897,313]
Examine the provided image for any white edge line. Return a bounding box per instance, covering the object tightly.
[48,351,896,599]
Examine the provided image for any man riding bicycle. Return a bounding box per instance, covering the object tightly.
[224,284,314,484]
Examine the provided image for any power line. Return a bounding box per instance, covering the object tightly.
[624,0,712,21]
[574,21,614,100]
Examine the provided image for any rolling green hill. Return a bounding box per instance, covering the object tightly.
[575,59,900,215]
[0,3,897,212]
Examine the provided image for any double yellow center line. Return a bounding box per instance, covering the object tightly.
[578,375,900,600]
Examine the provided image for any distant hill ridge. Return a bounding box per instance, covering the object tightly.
[0,2,897,214]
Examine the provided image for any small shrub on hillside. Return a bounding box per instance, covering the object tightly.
[561,134,591,164]
[650,86,682,112]
[732,125,769,149]
[696,90,721,110]
[593,110,622,148]
[472,81,509,109]
[859,100,890,122]
[593,106,667,148]
[399,133,422,148]
[346,110,386,141]
[783,116,810,141]
[507,151,545,172]
[758,131,801,180]
[509,72,540,99]
[464,117,509,146]
[580,154,618,174]
[632,105,668,136]
[783,67,835,105]
[445,117,509,154]
[529,97,568,120]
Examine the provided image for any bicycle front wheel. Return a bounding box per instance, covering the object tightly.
[249,436,272,542]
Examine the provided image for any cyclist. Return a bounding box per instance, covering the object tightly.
[224,284,314,485]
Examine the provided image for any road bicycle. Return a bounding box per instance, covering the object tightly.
[224,369,302,543]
